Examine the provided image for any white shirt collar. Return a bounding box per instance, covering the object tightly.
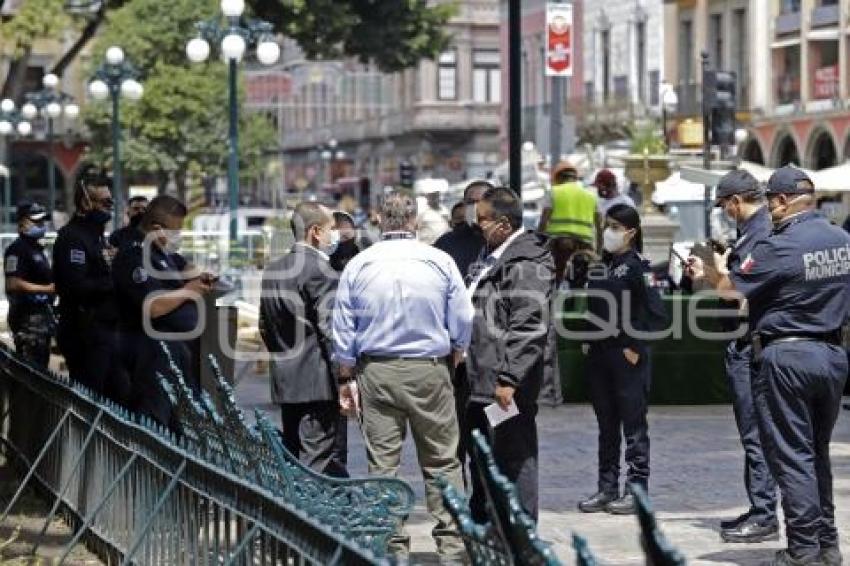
[488,228,525,261]
[293,241,329,261]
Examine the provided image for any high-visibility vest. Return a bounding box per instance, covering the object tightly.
[546,181,597,242]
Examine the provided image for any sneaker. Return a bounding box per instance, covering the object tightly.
[720,510,752,530]
[720,519,779,543]
[772,549,825,566]
[605,492,637,515]
[577,491,618,513]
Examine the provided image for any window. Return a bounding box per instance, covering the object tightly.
[601,29,611,101]
[438,50,457,100]
[614,75,628,98]
[473,49,501,103]
[732,9,748,103]
[649,70,660,106]
[636,21,646,103]
[585,81,594,103]
[680,20,694,83]
[781,0,801,13]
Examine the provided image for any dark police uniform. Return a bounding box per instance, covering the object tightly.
[582,248,667,509]
[3,204,54,368]
[53,215,126,401]
[729,167,850,564]
[113,229,200,428]
[714,171,778,538]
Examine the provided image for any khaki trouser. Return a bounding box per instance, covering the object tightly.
[359,357,465,559]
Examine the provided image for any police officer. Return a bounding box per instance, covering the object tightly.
[108,195,148,251]
[712,170,779,543]
[688,166,850,566]
[577,204,667,515]
[3,202,55,368]
[112,195,213,427]
[53,167,125,401]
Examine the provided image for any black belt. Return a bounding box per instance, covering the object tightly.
[760,331,842,349]
[735,334,753,349]
[361,354,445,364]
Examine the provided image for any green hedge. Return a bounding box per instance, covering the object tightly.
[558,294,732,404]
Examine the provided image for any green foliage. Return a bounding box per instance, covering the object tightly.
[249,0,457,72]
[0,0,71,55]
[630,122,667,155]
[84,0,275,193]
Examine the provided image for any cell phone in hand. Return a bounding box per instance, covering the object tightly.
[670,248,688,267]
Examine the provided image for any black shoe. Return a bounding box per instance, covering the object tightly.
[820,547,843,566]
[720,519,779,543]
[772,549,826,566]
[720,510,753,530]
[577,491,618,513]
[605,492,637,515]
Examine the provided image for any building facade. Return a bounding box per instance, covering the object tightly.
[581,0,666,140]
[247,0,502,200]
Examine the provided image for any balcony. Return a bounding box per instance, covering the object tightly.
[775,11,802,35]
[811,3,840,27]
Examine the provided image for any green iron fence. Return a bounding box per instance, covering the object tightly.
[0,343,414,564]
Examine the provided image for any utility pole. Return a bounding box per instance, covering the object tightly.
[509,0,522,197]
[701,51,711,239]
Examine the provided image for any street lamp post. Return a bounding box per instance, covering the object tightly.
[22,73,80,220]
[0,99,33,230]
[88,46,144,227]
[660,84,678,151]
[187,0,281,243]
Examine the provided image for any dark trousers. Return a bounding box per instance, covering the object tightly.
[9,309,52,370]
[725,342,777,523]
[585,344,650,495]
[453,362,471,484]
[281,401,348,478]
[752,341,848,560]
[466,401,538,523]
[59,319,128,404]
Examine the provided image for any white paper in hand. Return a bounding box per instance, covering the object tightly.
[484,400,519,428]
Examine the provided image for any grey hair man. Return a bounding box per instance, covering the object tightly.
[333,192,473,561]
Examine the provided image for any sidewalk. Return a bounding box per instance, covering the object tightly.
[236,368,850,565]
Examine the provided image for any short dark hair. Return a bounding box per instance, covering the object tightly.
[139,195,188,231]
[480,186,523,229]
[73,165,113,211]
[332,211,355,229]
[128,195,149,206]
[291,202,330,240]
[451,201,465,215]
[463,180,494,201]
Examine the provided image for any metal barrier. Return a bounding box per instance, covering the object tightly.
[442,430,687,566]
[0,343,414,564]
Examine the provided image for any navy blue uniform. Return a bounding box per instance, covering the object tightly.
[584,249,666,495]
[3,236,54,368]
[731,211,850,561]
[724,206,778,525]
[53,216,126,401]
[113,229,199,428]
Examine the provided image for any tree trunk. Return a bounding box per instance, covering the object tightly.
[1,48,33,101]
[51,10,105,77]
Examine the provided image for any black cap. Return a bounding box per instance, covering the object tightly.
[765,166,814,196]
[715,169,761,205]
[16,202,47,222]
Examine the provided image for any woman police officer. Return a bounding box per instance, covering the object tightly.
[577,203,666,515]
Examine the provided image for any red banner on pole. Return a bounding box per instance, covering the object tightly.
[546,3,573,77]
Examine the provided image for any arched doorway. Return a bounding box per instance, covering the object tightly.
[773,135,800,167]
[741,139,765,164]
[808,130,837,170]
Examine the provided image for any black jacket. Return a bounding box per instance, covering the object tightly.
[434,224,486,280]
[259,244,338,404]
[467,230,554,407]
[53,215,117,326]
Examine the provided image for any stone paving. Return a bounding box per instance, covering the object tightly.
[235,369,850,565]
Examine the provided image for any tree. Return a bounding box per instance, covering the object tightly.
[84,0,277,201]
[248,0,456,72]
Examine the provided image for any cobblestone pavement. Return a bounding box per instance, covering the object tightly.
[236,369,850,565]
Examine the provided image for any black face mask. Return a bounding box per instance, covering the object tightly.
[129,214,143,228]
[85,209,112,225]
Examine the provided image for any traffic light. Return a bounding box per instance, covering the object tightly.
[704,70,737,146]
[399,161,414,189]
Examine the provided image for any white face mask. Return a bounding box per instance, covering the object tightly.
[602,227,628,253]
[465,202,478,227]
[320,228,340,255]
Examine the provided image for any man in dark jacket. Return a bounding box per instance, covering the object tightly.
[108,195,148,251]
[259,202,347,477]
[434,179,491,281]
[53,167,127,401]
[466,186,555,522]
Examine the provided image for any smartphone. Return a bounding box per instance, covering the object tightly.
[670,247,688,267]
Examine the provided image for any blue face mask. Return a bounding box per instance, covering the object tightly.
[23,225,47,240]
[86,209,112,225]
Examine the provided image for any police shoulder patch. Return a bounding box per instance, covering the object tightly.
[70,249,86,265]
[132,266,149,284]
[5,255,18,274]
[613,263,630,278]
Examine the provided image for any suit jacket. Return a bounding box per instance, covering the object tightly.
[259,244,338,404]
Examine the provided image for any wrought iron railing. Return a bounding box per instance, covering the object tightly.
[0,343,414,564]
